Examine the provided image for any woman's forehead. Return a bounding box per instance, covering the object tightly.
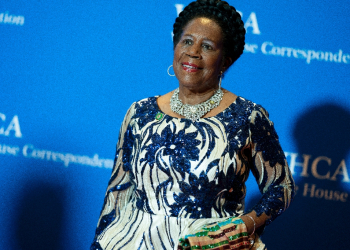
[182,17,223,42]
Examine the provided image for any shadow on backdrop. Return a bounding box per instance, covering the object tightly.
[15,180,66,250]
[263,103,350,250]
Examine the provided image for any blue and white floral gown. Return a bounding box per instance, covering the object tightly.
[91,96,295,250]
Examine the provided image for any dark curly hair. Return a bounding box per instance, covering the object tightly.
[173,0,245,65]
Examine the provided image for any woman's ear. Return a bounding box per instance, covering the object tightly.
[222,56,233,72]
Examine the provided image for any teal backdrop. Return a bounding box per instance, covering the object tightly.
[1,1,349,249]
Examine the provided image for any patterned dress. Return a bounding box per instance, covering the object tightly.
[91,96,295,250]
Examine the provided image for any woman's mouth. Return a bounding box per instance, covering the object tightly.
[182,62,202,72]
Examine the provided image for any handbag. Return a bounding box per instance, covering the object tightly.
[178,217,251,250]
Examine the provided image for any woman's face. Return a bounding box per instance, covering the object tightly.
[173,17,229,91]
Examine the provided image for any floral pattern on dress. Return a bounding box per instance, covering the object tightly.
[91,96,295,250]
[250,108,286,168]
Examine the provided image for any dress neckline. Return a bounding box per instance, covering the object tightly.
[154,95,242,121]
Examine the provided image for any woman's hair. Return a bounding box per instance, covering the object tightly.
[173,0,245,65]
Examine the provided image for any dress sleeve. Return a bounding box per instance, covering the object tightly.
[93,103,136,239]
[248,106,295,226]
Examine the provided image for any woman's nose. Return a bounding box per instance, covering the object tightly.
[186,44,201,59]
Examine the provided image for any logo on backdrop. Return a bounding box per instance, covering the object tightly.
[0,11,25,26]
[285,151,349,202]
[252,42,349,65]
[0,112,114,169]
[174,3,349,65]
[0,113,22,138]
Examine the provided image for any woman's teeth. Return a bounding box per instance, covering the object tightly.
[183,64,197,69]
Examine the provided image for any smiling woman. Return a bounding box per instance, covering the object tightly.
[91,1,295,250]
[173,18,227,92]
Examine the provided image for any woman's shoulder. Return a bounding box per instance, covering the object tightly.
[227,95,267,116]
[126,96,159,113]
[124,96,160,127]
[133,96,159,106]
[233,97,273,129]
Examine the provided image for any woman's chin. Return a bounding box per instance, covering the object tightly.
[178,81,202,90]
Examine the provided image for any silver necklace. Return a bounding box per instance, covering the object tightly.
[170,88,224,122]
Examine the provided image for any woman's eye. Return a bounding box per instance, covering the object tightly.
[203,44,213,50]
[184,39,193,45]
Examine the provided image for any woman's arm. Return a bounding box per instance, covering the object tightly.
[92,103,136,239]
[243,106,295,235]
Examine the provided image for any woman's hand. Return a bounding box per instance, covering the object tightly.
[240,211,269,235]
[240,214,255,235]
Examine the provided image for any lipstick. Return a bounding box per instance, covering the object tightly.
[182,62,202,72]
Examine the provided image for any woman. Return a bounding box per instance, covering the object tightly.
[91,1,295,249]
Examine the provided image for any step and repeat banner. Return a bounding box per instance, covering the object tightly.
[1,1,349,249]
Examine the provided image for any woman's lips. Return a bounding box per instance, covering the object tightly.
[181,62,202,72]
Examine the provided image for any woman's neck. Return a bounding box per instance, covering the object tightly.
[178,85,218,105]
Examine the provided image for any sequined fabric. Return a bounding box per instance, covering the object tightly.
[178,217,250,250]
[91,97,294,250]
